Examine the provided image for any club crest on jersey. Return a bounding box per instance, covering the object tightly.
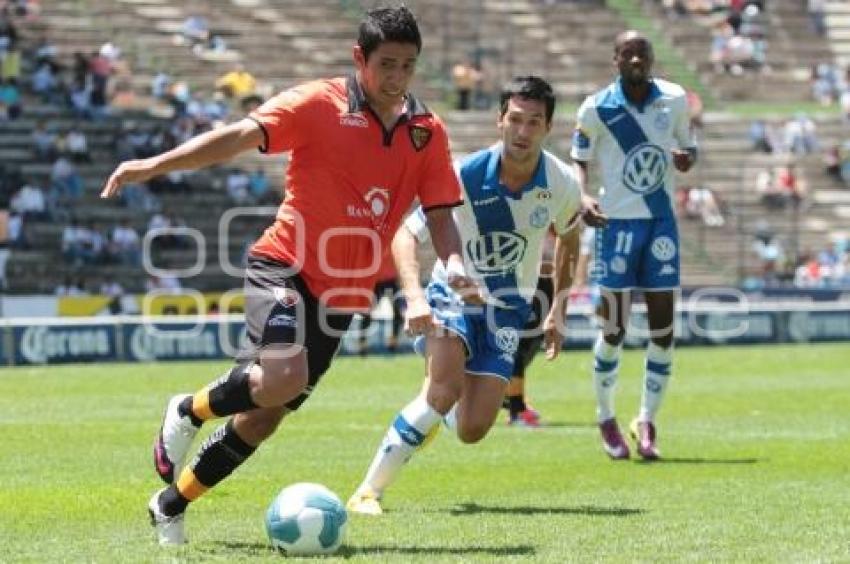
[530,205,550,228]
[622,143,667,195]
[466,232,527,275]
[573,128,590,149]
[409,125,432,151]
[273,287,301,307]
[610,256,627,274]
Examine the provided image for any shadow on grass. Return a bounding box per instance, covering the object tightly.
[636,457,761,465]
[448,503,644,517]
[203,541,534,558]
[337,544,535,557]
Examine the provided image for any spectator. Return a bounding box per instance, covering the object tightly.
[151,71,171,100]
[1,45,21,82]
[99,275,125,297]
[215,63,256,101]
[808,0,826,36]
[248,168,270,203]
[10,179,47,220]
[31,120,57,161]
[774,163,806,206]
[51,157,84,201]
[120,181,159,213]
[109,219,141,265]
[62,218,94,266]
[0,77,22,119]
[69,79,92,120]
[753,231,785,285]
[145,274,182,293]
[824,145,842,184]
[783,114,817,154]
[226,167,251,205]
[685,185,725,226]
[452,58,479,110]
[686,90,704,130]
[66,124,91,162]
[30,61,59,103]
[179,14,209,49]
[34,35,57,67]
[7,210,26,248]
[749,119,775,153]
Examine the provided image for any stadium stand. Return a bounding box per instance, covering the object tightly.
[1,0,847,296]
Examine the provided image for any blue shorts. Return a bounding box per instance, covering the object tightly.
[419,281,529,381]
[592,217,680,290]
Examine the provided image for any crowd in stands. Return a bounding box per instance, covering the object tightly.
[656,0,769,75]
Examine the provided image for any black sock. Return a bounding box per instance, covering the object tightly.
[507,395,527,417]
[159,485,190,517]
[191,419,257,490]
[207,362,258,417]
[178,397,203,427]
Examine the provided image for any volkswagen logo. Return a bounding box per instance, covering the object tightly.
[622,143,667,195]
[466,232,527,275]
[495,327,519,354]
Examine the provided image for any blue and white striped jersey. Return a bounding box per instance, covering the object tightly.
[571,77,696,219]
[405,143,581,309]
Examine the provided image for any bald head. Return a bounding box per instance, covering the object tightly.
[615,30,652,55]
[613,30,654,86]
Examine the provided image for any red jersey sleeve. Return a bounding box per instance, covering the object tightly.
[417,120,463,211]
[248,83,321,154]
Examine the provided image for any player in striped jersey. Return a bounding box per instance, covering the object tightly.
[571,30,697,460]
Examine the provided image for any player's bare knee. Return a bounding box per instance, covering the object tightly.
[424,383,461,414]
[457,424,489,444]
[257,357,308,405]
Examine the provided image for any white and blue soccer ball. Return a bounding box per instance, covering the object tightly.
[265,482,348,556]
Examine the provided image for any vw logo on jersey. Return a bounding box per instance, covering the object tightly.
[651,236,677,261]
[466,232,528,275]
[529,205,549,229]
[622,143,668,195]
[495,327,519,355]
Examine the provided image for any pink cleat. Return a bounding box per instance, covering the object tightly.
[509,407,541,428]
[630,419,661,460]
[598,418,630,460]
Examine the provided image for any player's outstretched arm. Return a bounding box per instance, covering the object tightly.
[543,226,580,360]
[425,207,483,304]
[100,118,264,198]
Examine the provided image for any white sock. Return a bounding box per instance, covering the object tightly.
[359,395,442,496]
[593,334,622,422]
[443,403,458,432]
[639,342,673,422]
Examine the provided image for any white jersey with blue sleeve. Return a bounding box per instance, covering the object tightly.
[571,78,696,219]
[404,143,582,310]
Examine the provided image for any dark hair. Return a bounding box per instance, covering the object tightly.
[499,76,556,123]
[357,6,422,60]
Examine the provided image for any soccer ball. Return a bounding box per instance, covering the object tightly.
[265,482,348,556]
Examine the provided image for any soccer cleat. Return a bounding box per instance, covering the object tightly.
[508,407,541,427]
[630,419,661,460]
[148,488,186,546]
[598,418,630,460]
[153,394,200,484]
[346,487,383,516]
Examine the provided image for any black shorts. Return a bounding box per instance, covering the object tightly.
[513,276,555,378]
[238,256,353,410]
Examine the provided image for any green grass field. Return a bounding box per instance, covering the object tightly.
[1,343,849,562]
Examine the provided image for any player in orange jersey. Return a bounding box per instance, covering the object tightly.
[101,6,476,546]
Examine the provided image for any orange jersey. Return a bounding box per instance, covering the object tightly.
[248,76,461,311]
